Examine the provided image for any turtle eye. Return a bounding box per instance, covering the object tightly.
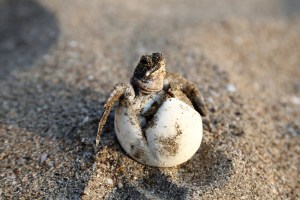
[145,71,151,77]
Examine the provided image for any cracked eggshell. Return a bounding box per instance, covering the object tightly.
[115,98,203,167]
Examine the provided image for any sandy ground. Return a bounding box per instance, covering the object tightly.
[0,0,299,199]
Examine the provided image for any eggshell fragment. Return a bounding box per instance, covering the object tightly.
[115,98,203,167]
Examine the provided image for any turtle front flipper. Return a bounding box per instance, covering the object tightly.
[96,83,135,150]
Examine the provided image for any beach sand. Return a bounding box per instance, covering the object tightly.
[0,0,299,199]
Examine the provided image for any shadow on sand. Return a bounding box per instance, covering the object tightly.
[0,0,59,79]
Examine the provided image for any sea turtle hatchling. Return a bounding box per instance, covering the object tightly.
[96,52,208,167]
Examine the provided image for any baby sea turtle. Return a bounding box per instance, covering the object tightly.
[96,52,208,167]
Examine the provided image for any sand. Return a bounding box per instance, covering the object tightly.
[0,0,299,199]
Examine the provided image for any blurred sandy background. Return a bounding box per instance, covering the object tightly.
[0,0,299,199]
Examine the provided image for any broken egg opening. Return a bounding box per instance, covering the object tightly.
[115,96,203,167]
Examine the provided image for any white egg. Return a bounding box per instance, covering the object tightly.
[115,97,203,167]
